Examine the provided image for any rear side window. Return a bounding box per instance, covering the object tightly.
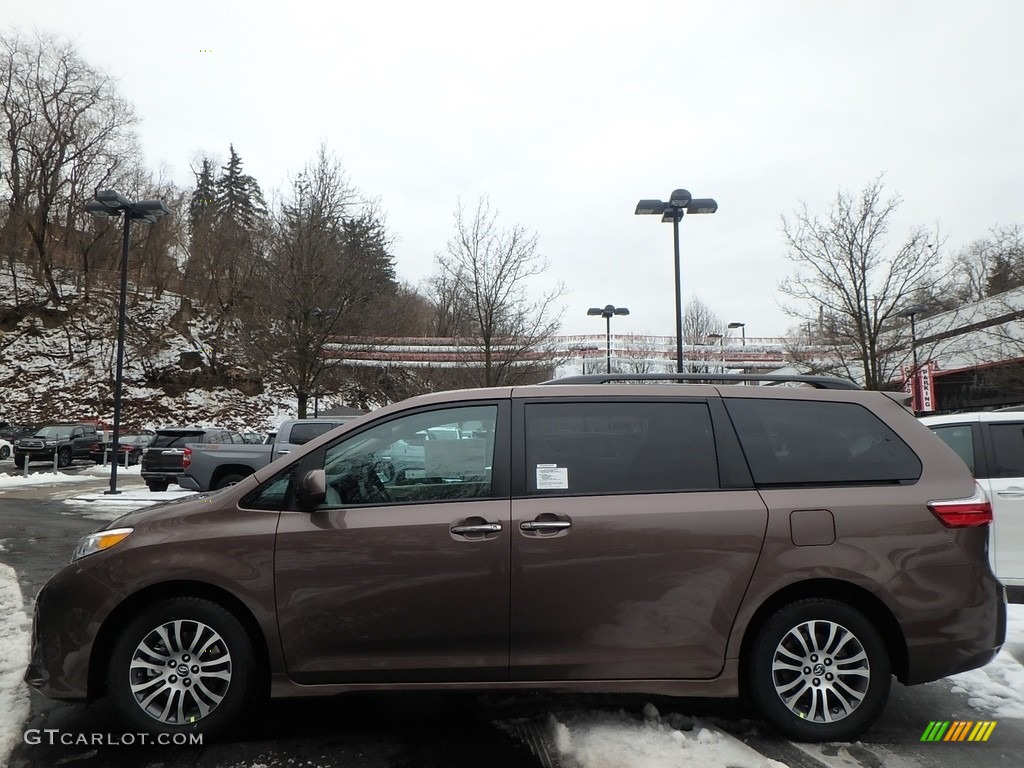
[726,399,921,486]
[524,401,718,495]
[152,431,206,448]
[988,423,1024,478]
[288,422,341,445]
[930,424,976,475]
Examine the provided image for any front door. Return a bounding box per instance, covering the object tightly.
[274,402,512,684]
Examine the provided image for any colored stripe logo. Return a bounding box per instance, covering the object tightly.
[920,721,997,742]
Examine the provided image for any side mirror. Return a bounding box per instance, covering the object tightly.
[295,469,327,510]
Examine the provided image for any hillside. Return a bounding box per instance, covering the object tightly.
[0,268,301,432]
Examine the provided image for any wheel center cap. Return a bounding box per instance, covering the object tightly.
[813,663,826,676]
[177,664,189,675]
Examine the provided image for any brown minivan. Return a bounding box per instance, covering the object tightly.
[25,374,1006,742]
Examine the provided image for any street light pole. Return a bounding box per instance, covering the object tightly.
[898,304,928,411]
[86,190,170,494]
[587,304,630,373]
[728,321,746,345]
[636,190,718,373]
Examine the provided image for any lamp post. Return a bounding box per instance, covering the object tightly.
[706,332,724,371]
[587,304,630,373]
[898,304,928,411]
[85,190,170,494]
[636,190,718,373]
[728,321,746,345]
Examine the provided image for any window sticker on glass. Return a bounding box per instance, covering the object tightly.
[537,464,569,490]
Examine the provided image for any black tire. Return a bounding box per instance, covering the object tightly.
[107,597,258,738]
[147,481,170,492]
[214,473,247,490]
[0,445,9,460]
[747,599,891,742]
[57,447,72,468]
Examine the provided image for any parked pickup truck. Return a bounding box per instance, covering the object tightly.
[177,416,360,491]
[13,423,99,468]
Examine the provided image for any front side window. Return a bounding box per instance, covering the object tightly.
[726,398,921,486]
[524,401,719,495]
[989,423,1024,478]
[320,405,498,506]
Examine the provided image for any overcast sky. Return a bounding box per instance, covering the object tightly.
[6,1,1023,338]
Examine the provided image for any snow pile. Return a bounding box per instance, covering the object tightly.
[550,703,786,768]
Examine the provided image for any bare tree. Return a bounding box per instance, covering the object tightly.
[618,333,669,374]
[429,197,565,387]
[0,31,138,304]
[683,297,725,344]
[778,177,944,389]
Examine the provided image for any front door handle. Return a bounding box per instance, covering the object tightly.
[997,488,1024,498]
[451,522,503,535]
[520,519,572,532]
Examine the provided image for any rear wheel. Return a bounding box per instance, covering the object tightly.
[214,473,247,490]
[0,445,9,460]
[107,597,257,737]
[748,599,890,742]
[147,481,170,492]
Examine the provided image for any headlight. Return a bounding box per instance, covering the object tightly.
[45,440,57,446]
[72,528,133,562]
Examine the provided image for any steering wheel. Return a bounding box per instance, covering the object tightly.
[363,459,391,504]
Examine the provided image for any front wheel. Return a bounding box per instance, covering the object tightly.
[107,597,258,737]
[57,447,72,468]
[747,599,891,742]
[0,445,9,460]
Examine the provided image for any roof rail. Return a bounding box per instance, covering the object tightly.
[540,373,861,390]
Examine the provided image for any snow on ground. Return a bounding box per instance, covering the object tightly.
[948,603,1024,718]
[0,564,31,768]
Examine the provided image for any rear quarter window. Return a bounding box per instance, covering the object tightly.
[725,398,921,486]
[929,424,976,475]
[287,422,341,445]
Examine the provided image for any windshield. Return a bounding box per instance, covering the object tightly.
[34,426,73,438]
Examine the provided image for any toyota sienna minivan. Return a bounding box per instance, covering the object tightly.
[26,374,1006,743]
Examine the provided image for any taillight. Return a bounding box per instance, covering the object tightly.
[182,447,192,469]
[928,483,993,528]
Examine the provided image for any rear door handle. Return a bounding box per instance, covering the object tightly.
[520,520,572,532]
[996,488,1024,498]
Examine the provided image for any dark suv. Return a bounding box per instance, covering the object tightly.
[140,426,242,491]
[26,375,1006,743]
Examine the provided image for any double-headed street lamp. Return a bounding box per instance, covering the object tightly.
[587,304,630,373]
[85,190,170,494]
[635,190,718,373]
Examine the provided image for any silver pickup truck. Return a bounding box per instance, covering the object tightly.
[177,417,359,491]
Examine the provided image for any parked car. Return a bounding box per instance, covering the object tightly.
[0,438,11,461]
[141,426,242,492]
[177,417,360,492]
[26,373,1005,743]
[13,423,100,468]
[920,410,1024,596]
[89,433,154,466]
[0,423,36,443]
